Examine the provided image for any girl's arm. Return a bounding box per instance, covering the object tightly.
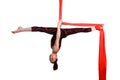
[52,20,62,53]
[56,20,62,39]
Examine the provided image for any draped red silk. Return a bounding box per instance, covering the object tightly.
[59,0,62,20]
[99,27,107,80]
[59,0,107,80]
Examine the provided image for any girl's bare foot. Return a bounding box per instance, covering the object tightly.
[12,26,22,34]
[91,27,96,31]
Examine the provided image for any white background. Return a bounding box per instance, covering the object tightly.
[0,0,120,80]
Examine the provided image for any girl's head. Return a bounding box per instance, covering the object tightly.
[49,53,58,70]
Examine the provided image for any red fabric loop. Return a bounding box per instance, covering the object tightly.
[95,25,103,30]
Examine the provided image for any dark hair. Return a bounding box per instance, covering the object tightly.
[49,55,58,70]
[53,59,58,70]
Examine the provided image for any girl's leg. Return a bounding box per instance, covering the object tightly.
[31,26,56,35]
[12,26,57,35]
[12,26,32,33]
[62,27,96,37]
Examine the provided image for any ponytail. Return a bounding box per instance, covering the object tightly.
[53,59,58,70]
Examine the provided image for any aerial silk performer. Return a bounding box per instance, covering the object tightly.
[12,20,96,70]
[12,0,107,80]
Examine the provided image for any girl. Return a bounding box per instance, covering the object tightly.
[12,20,96,70]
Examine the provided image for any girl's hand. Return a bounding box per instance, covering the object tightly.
[57,20,62,27]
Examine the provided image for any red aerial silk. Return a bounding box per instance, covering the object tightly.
[59,0,62,20]
[59,0,107,80]
[98,26,107,80]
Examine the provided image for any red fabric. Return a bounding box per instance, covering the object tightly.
[98,26,107,80]
[62,21,107,80]
[59,0,107,80]
[62,22,104,27]
[59,0,62,20]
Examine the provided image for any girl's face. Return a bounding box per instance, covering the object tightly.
[49,53,57,63]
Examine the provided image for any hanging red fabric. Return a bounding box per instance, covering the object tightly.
[59,0,62,20]
[59,0,107,80]
[98,26,107,80]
